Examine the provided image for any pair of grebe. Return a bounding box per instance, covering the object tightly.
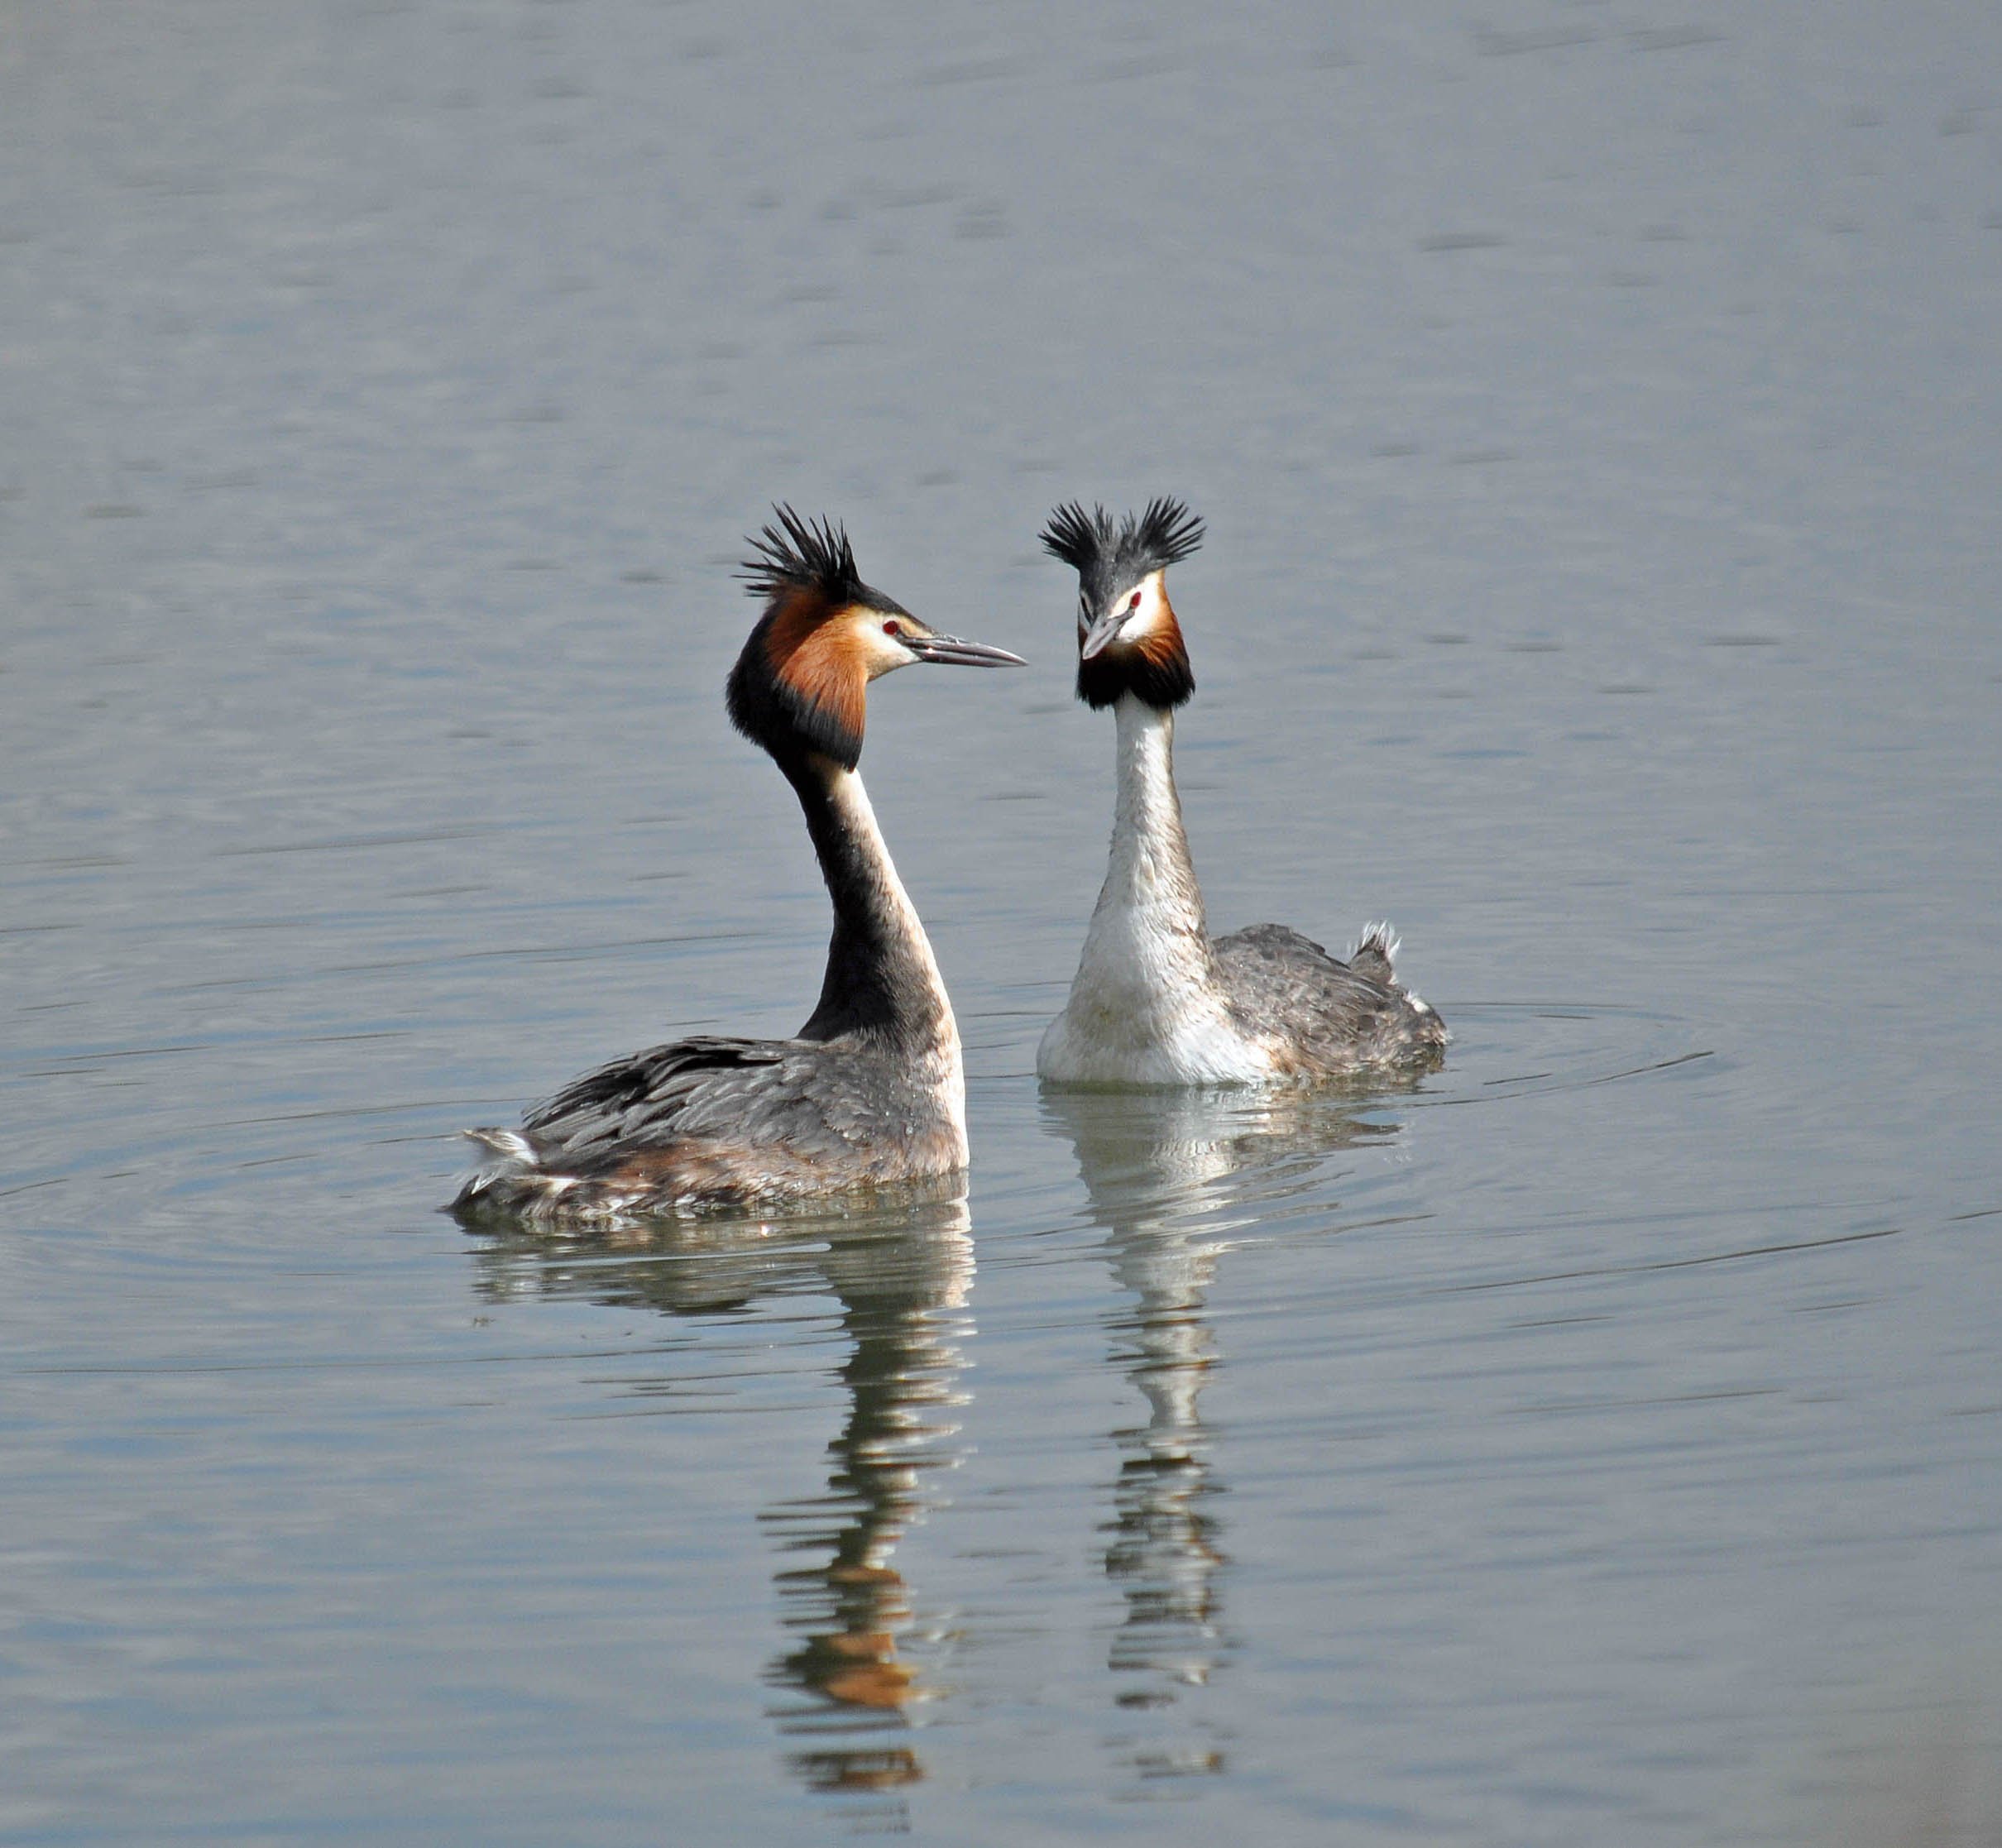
[454,502,1444,1222]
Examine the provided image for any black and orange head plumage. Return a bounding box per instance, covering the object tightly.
[726,507,913,771]
[1041,497,1203,711]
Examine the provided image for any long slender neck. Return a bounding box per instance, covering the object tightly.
[788,757,956,1049]
[1070,695,1219,998]
[1103,694,1210,939]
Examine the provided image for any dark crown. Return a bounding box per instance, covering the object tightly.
[1040,496,1205,610]
[740,505,865,606]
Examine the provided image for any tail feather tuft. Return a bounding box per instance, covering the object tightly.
[456,1127,539,1202]
[1348,921,1401,984]
[452,1127,603,1217]
[463,1127,534,1163]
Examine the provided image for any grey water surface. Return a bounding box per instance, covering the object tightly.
[3,2,2000,1843]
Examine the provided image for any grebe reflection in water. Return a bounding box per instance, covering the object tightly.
[1044,1083,1413,1780]
[465,1187,973,1810]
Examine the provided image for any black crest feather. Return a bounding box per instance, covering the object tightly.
[1039,500,1118,576]
[1040,496,1205,604]
[740,505,864,606]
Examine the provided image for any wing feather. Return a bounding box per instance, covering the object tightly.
[1214,923,1444,1071]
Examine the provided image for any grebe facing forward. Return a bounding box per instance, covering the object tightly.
[1036,498,1444,1088]
[454,508,1023,1221]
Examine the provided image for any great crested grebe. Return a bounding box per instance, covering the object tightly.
[1036,498,1445,1088]
[453,508,1023,1220]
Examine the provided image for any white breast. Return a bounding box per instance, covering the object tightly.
[1037,965,1274,1087]
[1037,696,1274,1088]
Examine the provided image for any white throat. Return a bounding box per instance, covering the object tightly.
[1037,696,1270,1085]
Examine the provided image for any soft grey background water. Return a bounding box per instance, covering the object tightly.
[3,2,2000,1842]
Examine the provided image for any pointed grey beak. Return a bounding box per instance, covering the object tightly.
[1079,607,1128,661]
[906,632,1027,668]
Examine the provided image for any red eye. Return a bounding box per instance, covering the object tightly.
[883,620,902,637]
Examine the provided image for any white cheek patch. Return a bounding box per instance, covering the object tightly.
[1117,573,1167,645]
[856,616,917,678]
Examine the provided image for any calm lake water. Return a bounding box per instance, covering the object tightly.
[3,3,2000,1842]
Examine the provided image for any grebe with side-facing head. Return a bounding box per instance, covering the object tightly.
[1036,498,1444,1088]
[453,508,1023,1221]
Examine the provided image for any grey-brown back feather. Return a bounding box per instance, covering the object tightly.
[524,1033,911,1170]
[1214,924,1445,1075]
[453,1029,954,1218]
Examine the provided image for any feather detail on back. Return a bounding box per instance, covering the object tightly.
[1213,924,1444,1075]
[455,1032,968,1221]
